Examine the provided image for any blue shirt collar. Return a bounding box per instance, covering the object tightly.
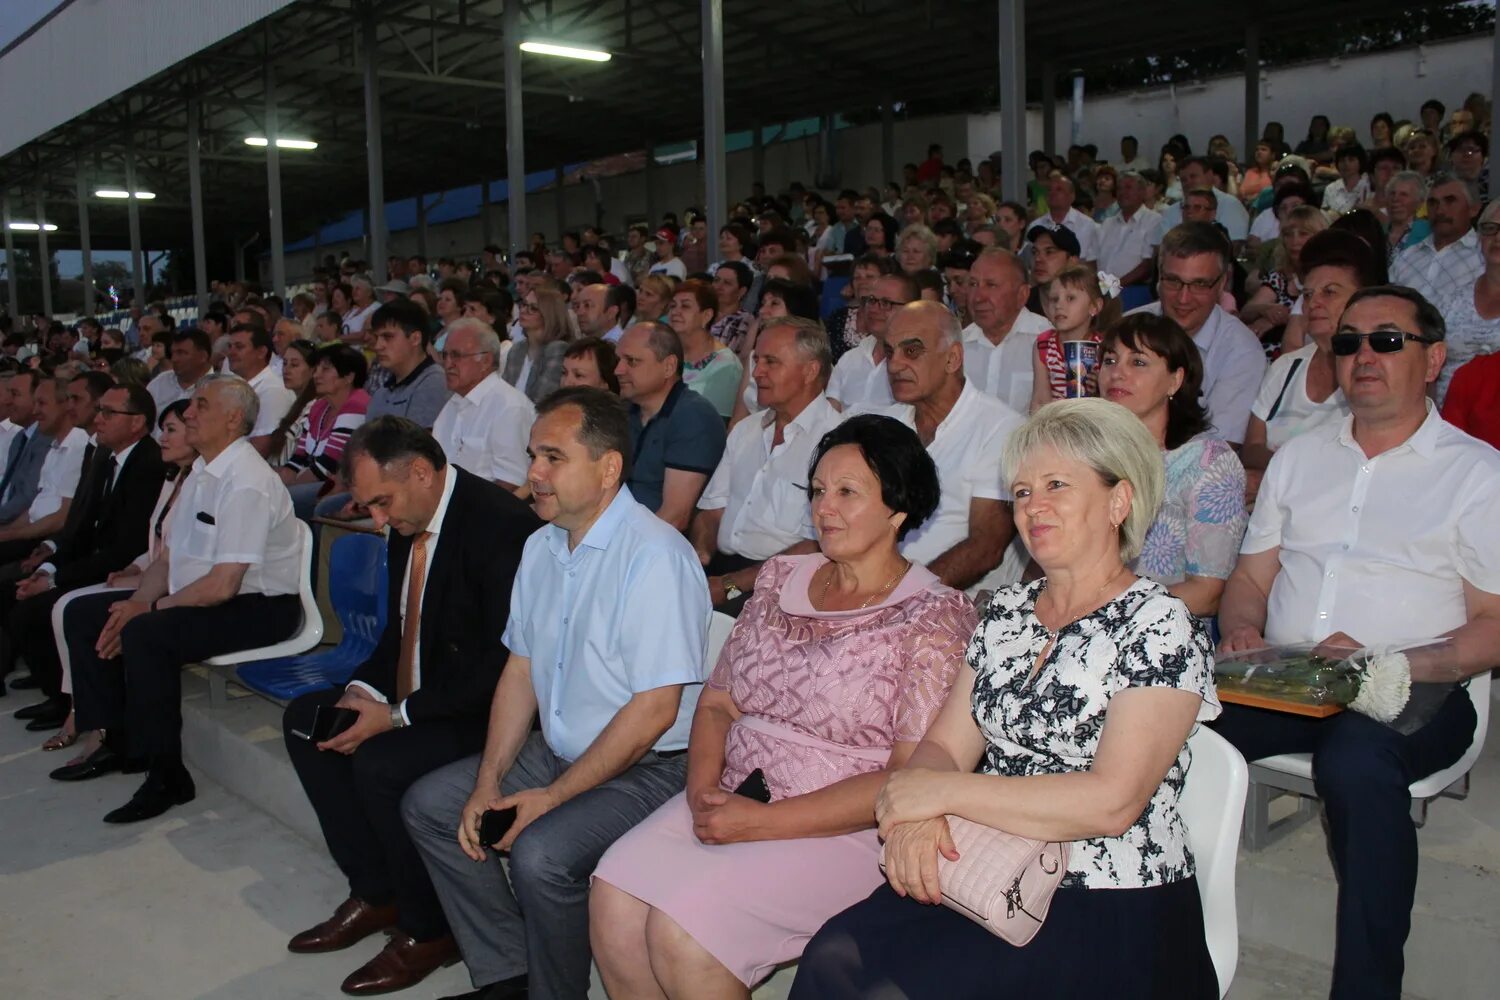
[544,485,638,559]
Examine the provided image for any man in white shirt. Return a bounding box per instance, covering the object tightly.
[61,375,304,823]
[1096,172,1162,289]
[961,248,1051,412]
[145,329,214,431]
[692,317,838,611]
[854,301,1022,594]
[1036,173,1100,266]
[1129,223,1267,444]
[826,272,912,409]
[648,227,687,280]
[432,319,534,491]
[1116,135,1152,174]
[1390,174,1483,305]
[0,376,88,557]
[1217,286,1500,1000]
[1158,156,1251,243]
[226,323,296,458]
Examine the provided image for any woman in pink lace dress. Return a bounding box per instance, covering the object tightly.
[591,415,978,998]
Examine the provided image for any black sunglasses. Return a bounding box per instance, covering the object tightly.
[1330,331,1437,356]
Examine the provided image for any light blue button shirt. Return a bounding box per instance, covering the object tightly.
[503,486,711,761]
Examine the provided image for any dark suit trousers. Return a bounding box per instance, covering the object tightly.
[7,585,68,697]
[284,688,487,941]
[69,592,300,758]
[0,557,33,676]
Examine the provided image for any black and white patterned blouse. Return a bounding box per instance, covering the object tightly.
[968,578,1220,890]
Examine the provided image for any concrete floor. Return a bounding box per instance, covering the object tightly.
[2,673,1494,1000]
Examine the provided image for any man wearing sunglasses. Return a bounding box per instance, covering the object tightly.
[1217,285,1500,1000]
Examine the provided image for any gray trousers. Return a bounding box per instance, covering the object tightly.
[401,732,687,999]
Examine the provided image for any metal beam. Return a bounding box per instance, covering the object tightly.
[125,133,145,304]
[504,0,526,260]
[188,96,209,316]
[701,0,726,243]
[752,120,764,187]
[881,99,896,185]
[555,166,566,239]
[644,139,657,226]
[1041,60,1056,156]
[75,159,94,315]
[364,8,388,282]
[35,190,52,318]
[1245,21,1261,160]
[997,0,1027,204]
[265,56,287,298]
[0,194,15,319]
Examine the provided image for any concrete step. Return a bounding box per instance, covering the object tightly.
[180,669,1500,1000]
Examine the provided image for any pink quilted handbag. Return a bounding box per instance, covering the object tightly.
[880,815,1069,946]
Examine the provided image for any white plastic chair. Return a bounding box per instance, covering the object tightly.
[1242,672,1492,849]
[1180,724,1249,998]
[204,521,325,706]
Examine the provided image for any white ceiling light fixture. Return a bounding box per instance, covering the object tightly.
[519,40,611,62]
[245,137,319,150]
[94,189,156,200]
[8,222,59,232]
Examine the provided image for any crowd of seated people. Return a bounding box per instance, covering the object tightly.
[1,87,1497,1000]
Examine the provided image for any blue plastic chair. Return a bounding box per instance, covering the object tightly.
[237,533,389,702]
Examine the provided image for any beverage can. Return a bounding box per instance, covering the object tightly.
[1061,339,1100,398]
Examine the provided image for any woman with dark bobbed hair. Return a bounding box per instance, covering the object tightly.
[278,343,370,520]
[591,414,978,999]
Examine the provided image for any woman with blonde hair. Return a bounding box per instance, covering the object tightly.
[1241,204,1327,348]
[502,284,572,401]
[632,273,678,327]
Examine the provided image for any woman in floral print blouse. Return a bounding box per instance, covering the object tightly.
[792,399,1221,1000]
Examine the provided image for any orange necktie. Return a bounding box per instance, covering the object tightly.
[396,532,431,702]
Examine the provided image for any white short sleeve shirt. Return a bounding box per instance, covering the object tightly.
[27,426,89,521]
[1243,405,1500,646]
[246,365,297,438]
[1250,344,1348,450]
[698,394,843,560]
[1390,230,1484,308]
[1096,207,1163,279]
[1037,208,1102,262]
[961,311,1052,413]
[826,337,895,409]
[431,373,535,486]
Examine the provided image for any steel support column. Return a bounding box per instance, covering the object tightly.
[644,140,658,227]
[752,120,765,187]
[1,193,16,318]
[187,97,209,315]
[882,100,896,185]
[998,1,1028,204]
[125,134,145,303]
[363,8,388,283]
[555,166,566,239]
[35,190,52,318]
[417,193,429,259]
[75,159,94,315]
[503,0,526,259]
[1245,22,1261,159]
[265,58,286,297]
[701,0,727,244]
[480,176,493,251]
[1041,60,1056,157]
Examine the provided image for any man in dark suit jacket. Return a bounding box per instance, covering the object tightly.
[283,416,540,996]
[6,384,165,727]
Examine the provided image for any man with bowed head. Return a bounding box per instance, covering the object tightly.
[1217,285,1500,1000]
[284,417,541,997]
[402,387,710,1000]
[855,300,1024,595]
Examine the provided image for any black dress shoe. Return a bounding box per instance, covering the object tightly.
[8,673,39,690]
[103,769,196,824]
[17,696,69,726]
[439,976,529,999]
[51,744,129,781]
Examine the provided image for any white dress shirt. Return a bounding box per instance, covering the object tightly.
[431,372,535,486]
[1244,404,1500,647]
[167,437,301,596]
[347,463,457,721]
[1036,207,1102,262]
[853,381,1026,593]
[146,370,205,429]
[1130,301,1267,444]
[1158,189,1250,242]
[961,310,1052,412]
[0,419,19,470]
[1096,206,1164,280]
[698,394,843,561]
[602,324,625,344]
[27,426,89,521]
[826,336,895,408]
[1390,229,1484,309]
[246,364,297,438]
[1249,207,1281,243]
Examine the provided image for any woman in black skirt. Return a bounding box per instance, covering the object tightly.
[791,399,1222,1000]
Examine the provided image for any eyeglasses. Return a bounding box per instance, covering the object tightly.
[1159,274,1221,296]
[859,296,907,311]
[519,302,540,313]
[96,406,140,418]
[439,350,492,362]
[1329,330,1438,356]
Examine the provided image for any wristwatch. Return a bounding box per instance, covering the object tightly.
[389,704,408,729]
[722,577,743,602]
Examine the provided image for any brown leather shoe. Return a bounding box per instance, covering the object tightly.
[288,897,398,953]
[340,932,460,995]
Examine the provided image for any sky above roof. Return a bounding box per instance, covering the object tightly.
[0,0,65,53]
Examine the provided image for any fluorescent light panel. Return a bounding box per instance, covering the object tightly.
[244,137,319,149]
[519,40,611,61]
[8,222,58,231]
[95,189,155,199]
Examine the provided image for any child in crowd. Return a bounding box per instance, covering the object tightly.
[1029,264,1122,411]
